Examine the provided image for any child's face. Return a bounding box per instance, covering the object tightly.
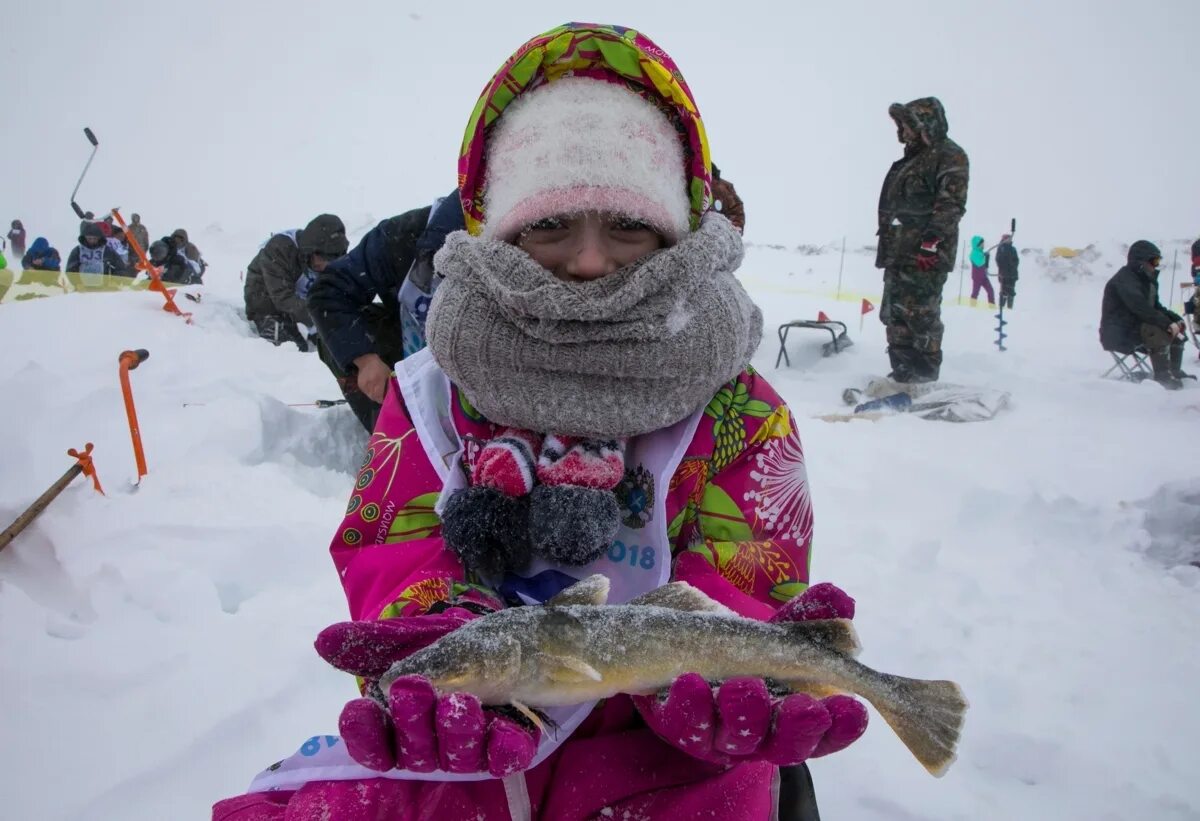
[515,211,664,282]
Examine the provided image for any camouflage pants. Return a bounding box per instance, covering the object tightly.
[880,266,947,382]
[315,303,405,432]
[1140,323,1184,377]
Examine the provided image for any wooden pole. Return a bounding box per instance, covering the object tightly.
[1168,249,1179,311]
[0,444,102,552]
[957,240,966,304]
[836,236,846,301]
[0,465,83,552]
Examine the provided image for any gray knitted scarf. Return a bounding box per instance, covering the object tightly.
[426,214,763,438]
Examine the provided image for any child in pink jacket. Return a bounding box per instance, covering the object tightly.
[213,23,866,821]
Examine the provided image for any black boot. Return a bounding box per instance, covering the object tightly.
[1151,350,1183,390]
[887,347,920,384]
[1169,342,1195,381]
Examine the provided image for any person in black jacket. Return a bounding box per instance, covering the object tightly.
[149,240,202,284]
[1100,240,1190,389]
[66,221,130,276]
[995,233,1019,309]
[308,191,464,431]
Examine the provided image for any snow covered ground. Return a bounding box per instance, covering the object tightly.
[2,234,1199,820]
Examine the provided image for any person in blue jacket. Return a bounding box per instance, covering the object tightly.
[22,237,62,271]
[308,190,464,431]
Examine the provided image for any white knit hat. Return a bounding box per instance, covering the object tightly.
[482,77,691,243]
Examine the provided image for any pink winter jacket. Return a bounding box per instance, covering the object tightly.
[213,365,815,821]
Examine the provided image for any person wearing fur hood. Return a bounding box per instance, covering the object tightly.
[214,23,866,821]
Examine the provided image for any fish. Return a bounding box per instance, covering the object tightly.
[379,574,968,776]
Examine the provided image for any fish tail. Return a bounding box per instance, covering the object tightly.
[866,675,968,777]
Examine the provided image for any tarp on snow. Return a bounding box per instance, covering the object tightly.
[0,269,153,304]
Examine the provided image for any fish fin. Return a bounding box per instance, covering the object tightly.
[539,653,603,683]
[866,675,969,777]
[490,704,559,738]
[546,575,611,607]
[510,701,547,734]
[627,582,734,614]
[782,618,862,657]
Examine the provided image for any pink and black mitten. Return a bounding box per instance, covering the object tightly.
[528,435,626,565]
[441,428,541,576]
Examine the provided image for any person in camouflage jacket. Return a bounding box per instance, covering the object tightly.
[874,97,969,382]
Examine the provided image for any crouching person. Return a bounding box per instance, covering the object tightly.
[1100,240,1191,389]
[244,214,348,351]
[148,240,202,284]
[213,24,868,821]
[21,237,62,272]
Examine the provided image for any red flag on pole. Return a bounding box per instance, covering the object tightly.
[817,311,830,322]
[861,298,875,315]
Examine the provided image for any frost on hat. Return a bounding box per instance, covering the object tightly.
[481,77,691,243]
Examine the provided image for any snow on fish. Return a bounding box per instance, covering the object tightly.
[378,574,968,776]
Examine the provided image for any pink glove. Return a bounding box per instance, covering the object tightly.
[316,610,474,679]
[316,611,540,776]
[632,583,869,766]
[915,236,941,272]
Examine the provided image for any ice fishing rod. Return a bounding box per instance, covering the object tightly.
[182,399,348,408]
[70,128,100,219]
[288,399,348,408]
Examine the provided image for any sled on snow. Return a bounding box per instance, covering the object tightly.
[775,319,853,367]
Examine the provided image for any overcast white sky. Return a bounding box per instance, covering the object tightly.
[5,0,1197,255]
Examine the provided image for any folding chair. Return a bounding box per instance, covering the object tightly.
[775,320,852,368]
[1101,347,1152,382]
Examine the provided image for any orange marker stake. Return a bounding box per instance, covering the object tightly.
[119,349,150,481]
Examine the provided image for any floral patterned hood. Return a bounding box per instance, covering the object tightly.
[456,22,712,236]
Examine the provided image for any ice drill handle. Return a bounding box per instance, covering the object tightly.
[119,349,150,370]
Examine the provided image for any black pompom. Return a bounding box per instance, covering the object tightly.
[528,485,620,566]
[440,487,532,577]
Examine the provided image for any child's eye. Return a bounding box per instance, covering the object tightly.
[612,217,652,232]
[525,217,566,231]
